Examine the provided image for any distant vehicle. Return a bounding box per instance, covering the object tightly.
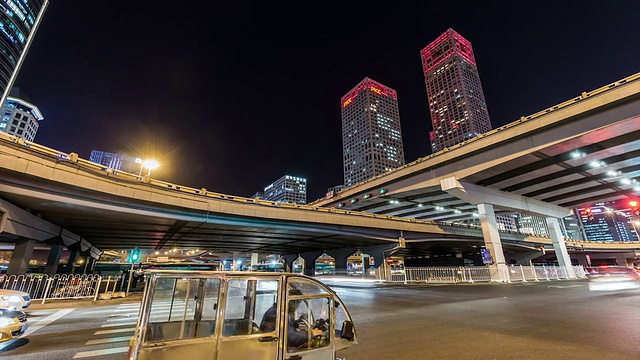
[0,309,28,342]
[0,289,31,310]
[588,266,640,291]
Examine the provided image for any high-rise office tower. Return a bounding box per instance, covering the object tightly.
[421,29,492,153]
[90,150,141,174]
[578,204,637,242]
[0,1,49,107]
[341,78,405,187]
[260,175,307,204]
[0,87,42,141]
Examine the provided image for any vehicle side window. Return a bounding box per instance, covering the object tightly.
[287,297,331,352]
[145,277,220,343]
[223,279,279,336]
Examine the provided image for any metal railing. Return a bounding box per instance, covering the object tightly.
[0,274,127,304]
[378,265,587,284]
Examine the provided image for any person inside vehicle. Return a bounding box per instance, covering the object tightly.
[259,288,323,349]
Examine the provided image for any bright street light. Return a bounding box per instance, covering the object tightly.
[138,159,160,177]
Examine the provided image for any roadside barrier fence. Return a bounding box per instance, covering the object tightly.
[377,265,587,284]
[0,273,128,303]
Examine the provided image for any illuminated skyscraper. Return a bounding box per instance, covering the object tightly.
[421,29,492,153]
[0,1,49,107]
[0,87,42,141]
[90,150,141,174]
[341,78,405,187]
[259,175,307,204]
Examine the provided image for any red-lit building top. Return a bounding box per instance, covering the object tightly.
[420,28,476,75]
[341,78,398,108]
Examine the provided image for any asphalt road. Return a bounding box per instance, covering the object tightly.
[1,279,639,359]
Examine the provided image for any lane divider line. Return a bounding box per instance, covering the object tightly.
[73,346,130,358]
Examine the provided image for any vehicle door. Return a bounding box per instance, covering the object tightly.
[137,276,221,360]
[216,277,281,360]
[283,278,333,360]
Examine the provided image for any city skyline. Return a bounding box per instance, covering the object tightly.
[10,2,640,201]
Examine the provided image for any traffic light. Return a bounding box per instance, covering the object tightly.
[583,207,594,221]
[630,200,639,216]
[129,248,141,263]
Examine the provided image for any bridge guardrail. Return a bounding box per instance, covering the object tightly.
[378,265,587,284]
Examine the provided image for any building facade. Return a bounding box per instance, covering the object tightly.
[578,204,638,242]
[0,88,42,141]
[260,175,307,204]
[341,77,405,187]
[421,29,492,153]
[89,150,141,174]
[0,1,49,107]
[326,185,345,198]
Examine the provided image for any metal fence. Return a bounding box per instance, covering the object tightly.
[378,265,587,284]
[0,274,127,303]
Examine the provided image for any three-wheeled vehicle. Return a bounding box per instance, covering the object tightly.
[128,271,357,360]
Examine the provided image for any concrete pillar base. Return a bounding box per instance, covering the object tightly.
[7,239,36,275]
[44,244,64,275]
[65,251,78,274]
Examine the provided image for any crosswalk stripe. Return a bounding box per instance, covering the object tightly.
[85,336,132,345]
[24,308,75,337]
[95,327,136,335]
[73,346,129,358]
[101,321,137,328]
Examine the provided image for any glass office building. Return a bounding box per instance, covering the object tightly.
[0,1,49,107]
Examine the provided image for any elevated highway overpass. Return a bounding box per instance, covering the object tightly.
[1,72,639,276]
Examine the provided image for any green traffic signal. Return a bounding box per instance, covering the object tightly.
[131,248,141,263]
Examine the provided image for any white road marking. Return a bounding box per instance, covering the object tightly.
[101,321,137,328]
[85,336,132,345]
[73,346,129,358]
[107,317,136,322]
[24,308,75,336]
[548,284,584,288]
[95,327,136,335]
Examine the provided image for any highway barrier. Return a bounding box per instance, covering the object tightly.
[378,265,587,284]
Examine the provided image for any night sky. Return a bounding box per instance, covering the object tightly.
[14,1,640,201]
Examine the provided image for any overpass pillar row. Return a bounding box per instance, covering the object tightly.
[65,251,78,274]
[325,248,358,276]
[546,217,576,279]
[44,244,64,275]
[298,251,323,277]
[7,239,36,275]
[477,204,509,282]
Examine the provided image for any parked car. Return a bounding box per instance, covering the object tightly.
[0,309,28,342]
[0,289,31,310]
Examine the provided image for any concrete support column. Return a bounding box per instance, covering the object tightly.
[325,248,357,276]
[281,254,298,272]
[546,217,576,279]
[89,258,97,273]
[82,256,90,274]
[299,251,323,277]
[65,251,78,274]
[7,239,36,275]
[44,244,63,275]
[250,253,259,267]
[477,204,508,282]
